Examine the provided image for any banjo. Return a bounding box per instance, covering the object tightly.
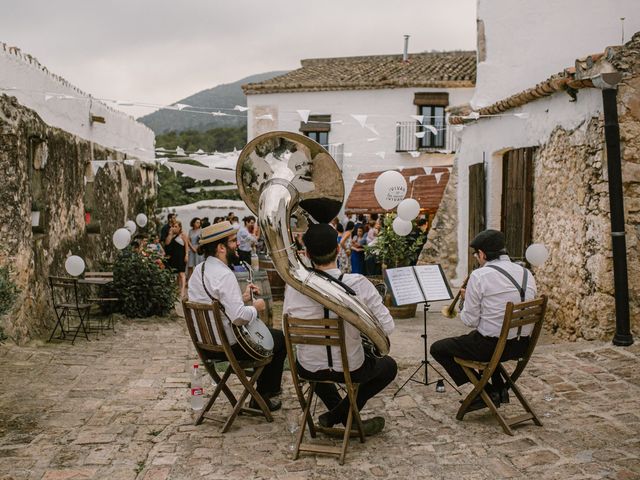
[201,261,274,361]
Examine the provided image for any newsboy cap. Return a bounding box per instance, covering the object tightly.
[303,223,338,257]
[469,229,506,254]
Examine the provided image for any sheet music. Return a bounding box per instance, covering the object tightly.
[384,267,424,306]
[414,264,453,302]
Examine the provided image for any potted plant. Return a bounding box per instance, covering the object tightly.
[366,214,422,318]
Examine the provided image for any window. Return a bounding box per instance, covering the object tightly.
[299,114,330,147]
[414,92,448,149]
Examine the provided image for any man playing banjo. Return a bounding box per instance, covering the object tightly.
[283,223,397,436]
[188,221,286,411]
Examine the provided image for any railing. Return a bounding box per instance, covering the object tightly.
[327,143,344,169]
[395,120,458,153]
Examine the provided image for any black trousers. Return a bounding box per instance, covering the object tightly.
[238,250,252,265]
[297,354,397,425]
[430,330,530,387]
[203,327,286,396]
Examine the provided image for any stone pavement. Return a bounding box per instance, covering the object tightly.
[1,301,639,480]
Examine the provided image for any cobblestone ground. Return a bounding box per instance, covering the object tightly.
[1,301,639,480]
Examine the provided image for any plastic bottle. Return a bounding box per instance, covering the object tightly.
[190,363,204,410]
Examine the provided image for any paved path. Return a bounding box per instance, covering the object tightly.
[1,302,639,480]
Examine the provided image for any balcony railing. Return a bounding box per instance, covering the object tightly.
[395,120,458,153]
[327,143,344,169]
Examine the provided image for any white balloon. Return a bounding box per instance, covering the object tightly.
[135,213,148,227]
[397,198,420,221]
[374,170,407,210]
[525,243,549,266]
[392,217,413,236]
[65,255,85,277]
[113,228,132,250]
[124,220,137,235]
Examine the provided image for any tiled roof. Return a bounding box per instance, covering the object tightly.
[345,167,450,215]
[449,45,623,124]
[243,51,476,94]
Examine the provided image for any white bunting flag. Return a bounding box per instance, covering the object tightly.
[234,105,249,112]
[255,114,273,120]
[409,151,421,158]
[366,125,379,136]
[351,114,368,128]
[409,175,419,183]
[423,167,433,175]
[195,149,205,154]
[297,109,311,123]
[211,111,228,116]
[410,115,425,124]
[447,167,452,172]
[415,131,426,139]
[44,94,54,101]
[468,111,480,120]
[434,172,443,184]
[366,137,379,142]
[425,125,438,135]
[175,103,189,111]
[91,161,107,175]
[375,151,386,159]
[514,112,530,119]
[176,146,186,156]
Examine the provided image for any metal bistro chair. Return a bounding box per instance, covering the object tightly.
[83,272,117,334]
[48,276,92,344]
[283,313,366,465]
[182,300,274,433]
[455,296,548,435]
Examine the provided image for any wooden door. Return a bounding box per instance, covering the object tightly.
[501,148,535,260]
[468,162,486,274]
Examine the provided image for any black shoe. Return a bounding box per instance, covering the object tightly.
[319,414,385,437]
[318,411,336,428]
[499,387,510,404]
[249,395,281,412]
[463,390,501,412]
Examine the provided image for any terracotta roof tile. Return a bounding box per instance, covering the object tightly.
[243,51,476,94]
[345,167,449,215]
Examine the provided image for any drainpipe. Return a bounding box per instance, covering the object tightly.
[593,72,633,346]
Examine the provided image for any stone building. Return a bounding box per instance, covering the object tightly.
[0,44,156,343]
[422,0,640,340]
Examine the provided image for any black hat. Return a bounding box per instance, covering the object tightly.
[303,223,338,257]
[470,229,506,254]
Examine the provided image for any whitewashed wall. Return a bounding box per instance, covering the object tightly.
[473,0,640,109]
[247,87,474,207]
[455,89,603,281]
[0,44,155,156]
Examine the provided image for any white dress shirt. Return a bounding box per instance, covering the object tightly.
[460,255,537,339]
[237,225,257,253]
[187,256,257,345]
[283,268,395,372]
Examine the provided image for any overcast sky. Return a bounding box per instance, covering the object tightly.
[1,1,476,117]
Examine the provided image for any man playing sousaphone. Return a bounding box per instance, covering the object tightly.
[430,229,537,411]
[188,221,286,411]
[283,223,397,435]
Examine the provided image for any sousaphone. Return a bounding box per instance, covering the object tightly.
[236,131,390,356]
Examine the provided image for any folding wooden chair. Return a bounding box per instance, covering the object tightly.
[283,314,365,465]
[455,295,548,435]
[47,276,92,344]
[182,300,274,433]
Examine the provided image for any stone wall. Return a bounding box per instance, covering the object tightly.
[531,34,640,340]
[417,162,459,283]
[0,94,156,343]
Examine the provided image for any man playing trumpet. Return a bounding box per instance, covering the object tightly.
[430,229,536,411]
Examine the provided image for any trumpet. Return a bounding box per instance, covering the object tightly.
[441,275,470,318]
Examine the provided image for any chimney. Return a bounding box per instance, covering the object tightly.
[403,35,410,62]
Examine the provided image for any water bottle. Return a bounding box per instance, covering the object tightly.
[251,250,259,271]
[190,363,204,411]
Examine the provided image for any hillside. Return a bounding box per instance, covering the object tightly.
[138,71,287,134]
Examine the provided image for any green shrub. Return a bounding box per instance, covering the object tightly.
[0,266,19,341]
[111,250,177,317]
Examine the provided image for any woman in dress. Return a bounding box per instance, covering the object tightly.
[164,220,188,298]
[349,224,367,274]
[186,217,203,281]
[339,221,355,274]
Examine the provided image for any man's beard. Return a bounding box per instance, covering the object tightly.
[226,248,240,266]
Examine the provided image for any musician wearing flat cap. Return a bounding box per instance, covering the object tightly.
[283,223,397,436]
[188,221,286,411]
[430,229,536,411]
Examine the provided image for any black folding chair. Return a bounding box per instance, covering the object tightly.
[48,276,92,344]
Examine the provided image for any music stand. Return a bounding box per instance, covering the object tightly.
[382,265,462,397]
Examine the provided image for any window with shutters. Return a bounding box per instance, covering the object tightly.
[299,114,330,147]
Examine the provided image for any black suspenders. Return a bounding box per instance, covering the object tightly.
[323,273,348,370]
[485,264,529,339]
